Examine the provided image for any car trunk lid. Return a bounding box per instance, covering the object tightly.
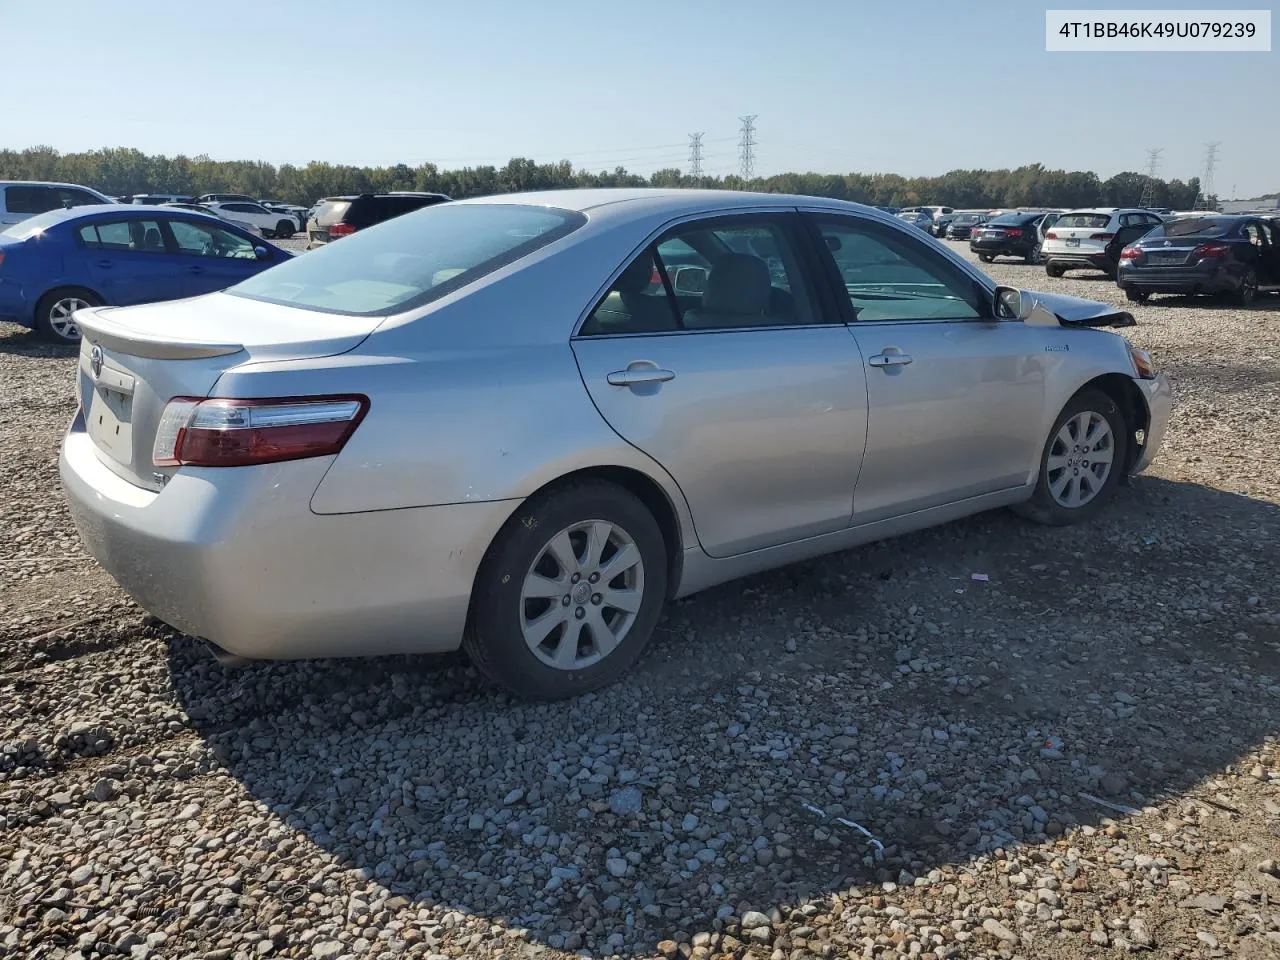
[74,292,379,490]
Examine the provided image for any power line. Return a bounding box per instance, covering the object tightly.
[688,132,704,182]
[1138,147,1162,208]
[738,115,758,180]
[1195,142,1220,210]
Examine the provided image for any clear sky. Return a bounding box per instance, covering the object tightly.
[4,0,1276,197]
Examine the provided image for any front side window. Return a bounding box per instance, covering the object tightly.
[230,202,585,316]
[579,215,818,336]
[812,216,984,322]
[77,219,168,253]
[169,219,257,258]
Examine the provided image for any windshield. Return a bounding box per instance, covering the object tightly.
[230,202,586,316]
[1147,218,1233,239]
[0,209,69,239]
[1057,213,1112,229]
[954,214,981,224]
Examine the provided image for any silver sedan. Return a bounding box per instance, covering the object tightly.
[60,189,1172,699]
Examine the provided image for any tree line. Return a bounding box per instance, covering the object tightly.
[0,145,1207,210]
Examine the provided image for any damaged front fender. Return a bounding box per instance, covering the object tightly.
[1021,289,1136,329]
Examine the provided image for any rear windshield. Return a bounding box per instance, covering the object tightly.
[1,209,68,238]
[1147,218,1233,239]
[1056,213,1112,229]
[230,202,586,316]
[988,214,1033,225]
[311,200,351,224]
[953,214,982,224]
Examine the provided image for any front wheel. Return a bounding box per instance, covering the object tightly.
[978,253,994,263]
[1233,268,1258,306]
[1013,389,1128,526]
[35,288,102,343]
[1046,262,1065,278]
[274,220,294,239]
[463,480,668,700]
[1025,243,1042,265]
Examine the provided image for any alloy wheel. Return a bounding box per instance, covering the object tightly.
[1046,411,1115,508]
[520,519,644,670]
[48,297,91,341]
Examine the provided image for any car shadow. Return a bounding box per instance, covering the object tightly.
[0,323,78,358]
[167,476,1280,956]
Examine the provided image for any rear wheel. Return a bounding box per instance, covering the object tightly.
[1025,243,1042,264]
[463,480,668,700]
[35,288,102,343]
[274,220,294,239]
[1233,268,1258,306]
[1013,388,1128,526]
[1125,287,1150,304]
[1046,262,1065,278]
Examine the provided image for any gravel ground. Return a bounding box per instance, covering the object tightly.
[2,244,1279,960]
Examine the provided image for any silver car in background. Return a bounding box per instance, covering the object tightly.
[60,189,1171,699]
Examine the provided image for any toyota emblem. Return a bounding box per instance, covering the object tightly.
[90,344,104,379]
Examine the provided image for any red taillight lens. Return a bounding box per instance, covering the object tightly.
[1045,231,1058,239]
[327,223,356,238]
[1004,228,1022,237]
[1192,242,1229,260]
[1120,245,1141,260]
[152,396,368,467]
[1089,232,1116,241]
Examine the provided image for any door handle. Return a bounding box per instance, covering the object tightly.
[868,352,913,367]
[607,366,676,386]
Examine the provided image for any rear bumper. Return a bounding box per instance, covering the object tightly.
[0,278,35,327]
[1117,263,1230,293]
[970,239,1033,256]
[1044,251,1110,270]
[1133,372,1172,475]
[59,416,516,660]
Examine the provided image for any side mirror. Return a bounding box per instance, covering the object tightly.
[254,246,271,260]
[994,286,1032,320]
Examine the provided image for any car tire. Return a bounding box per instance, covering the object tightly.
[1046,262,1065,278]
[1125,288,1150,304]
[978,253,994,263]
[274,220,294,239]
[463,479,669,700]
[1013,388,1129,527]
[1233,268,1258,306]
[1026,243,1042,265]
[35,287,102,343]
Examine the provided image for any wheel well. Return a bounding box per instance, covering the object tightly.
[524,466,685,598]
[1075,373,1149,477]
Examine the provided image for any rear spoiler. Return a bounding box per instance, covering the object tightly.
[75,307,243,360]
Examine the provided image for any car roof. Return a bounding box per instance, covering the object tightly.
[0,180,107,191]
[21,203,234,226]
[453,188,887,224]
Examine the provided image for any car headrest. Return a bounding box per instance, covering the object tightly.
[614,255,654,294]
[702,253,771,315]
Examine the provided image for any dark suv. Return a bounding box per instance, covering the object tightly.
[306,192,451,248]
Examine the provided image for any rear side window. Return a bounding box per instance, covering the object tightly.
[1056,213,1113,229]
[230,202,585,316]
[5,186,59,215]
[78,219,168,253]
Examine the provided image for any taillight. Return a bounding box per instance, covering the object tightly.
[1004,228,1022,237]
[1192,242,1229,260]
[327,223,356,238]
[1089,233,1116,241]
[152,396,368,467]
[1120,245,1141,260]
[1045,231,1058,239]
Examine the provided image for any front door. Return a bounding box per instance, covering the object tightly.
[76,217,183,305]
[805,212,1046,523]
[572,212,868,558]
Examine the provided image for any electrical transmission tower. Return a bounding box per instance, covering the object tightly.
[1194,142,1220,210]
[1138,147,1162,208]
[737,115,758,180]
[687,132,704,182]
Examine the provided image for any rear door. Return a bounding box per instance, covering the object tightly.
[1260,221,1280,286]
[77,217,184,305]
[572,211,869,557]
[165,218,271,296]
[804,211,1046,523]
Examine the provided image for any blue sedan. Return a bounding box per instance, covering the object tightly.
[0,204,290,342]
